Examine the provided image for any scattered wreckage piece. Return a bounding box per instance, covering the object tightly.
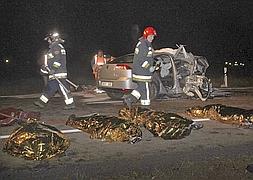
[0,107,40,126]
[118,107,201,140]
[186,104,253,127]
[3,120,70,160]
[66,114,142,143]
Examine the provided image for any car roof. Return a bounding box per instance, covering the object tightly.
[108,52,174,64]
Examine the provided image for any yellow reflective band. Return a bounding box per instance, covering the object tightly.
[141,61,149,68]
[53,62,61,68]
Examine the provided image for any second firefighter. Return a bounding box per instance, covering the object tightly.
[34,32,75,110]
[124,26,157,108]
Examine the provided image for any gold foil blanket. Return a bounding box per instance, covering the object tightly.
[118,107,195,140]
[186,104,253,127]
[66,114,142,143]
[3,121,70,160]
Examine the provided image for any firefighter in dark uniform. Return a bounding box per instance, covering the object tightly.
[124,26,157,108]
[34,32,75,110]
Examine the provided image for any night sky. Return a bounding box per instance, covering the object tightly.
[0,0,252,82]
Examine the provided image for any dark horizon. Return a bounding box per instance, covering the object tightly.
[0,0,252,82]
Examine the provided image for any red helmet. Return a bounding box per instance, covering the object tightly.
[143,26,157,39]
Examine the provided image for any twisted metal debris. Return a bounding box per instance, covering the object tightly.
[66,114,142,143]
[186,104,253,127]
[119,107,196,140]
[3,121,70,160]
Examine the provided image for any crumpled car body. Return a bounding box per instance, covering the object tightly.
[98,45,212,101]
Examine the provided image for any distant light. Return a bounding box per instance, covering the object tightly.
[5,59,9,63]
[52,32,59,37]
[228,63,232,66]
[225,61,228,65]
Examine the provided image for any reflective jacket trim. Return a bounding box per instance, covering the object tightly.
[134,41,141,54]
[47,53,54,59]
[58,44,64,48]
[133,74,152,80]
[44,54,48,66]
[53,62,61,68]
[141,61,150,68]
[40,69,48,74]
[147,50,153,57]
[49,73,67,79]
[94,55,106,66]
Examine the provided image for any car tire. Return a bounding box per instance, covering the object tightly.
[106,90,125,100]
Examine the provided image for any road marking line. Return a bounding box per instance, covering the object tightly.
[0,128,82,140]
[86,100,123,105]
[192,118,210,122]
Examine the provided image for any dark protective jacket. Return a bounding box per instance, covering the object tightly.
[132,37,154,82]
[46,40,67,79]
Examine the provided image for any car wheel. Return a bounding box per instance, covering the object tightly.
[149,82,159,100]
[106,90,125,100]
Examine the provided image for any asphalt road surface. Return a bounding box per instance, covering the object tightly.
[0,90,253,180]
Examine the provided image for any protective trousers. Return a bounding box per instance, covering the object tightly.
[132,81,150,106]
[40,78,74,105]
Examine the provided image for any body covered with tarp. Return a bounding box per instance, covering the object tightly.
[66,114,142,143]
[186,104,253,127]
[3,121,70,160]
[118,107,197,140]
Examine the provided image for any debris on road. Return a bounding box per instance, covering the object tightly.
[0,107,40,126]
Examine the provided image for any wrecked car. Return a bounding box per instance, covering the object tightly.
[98,45,212,101]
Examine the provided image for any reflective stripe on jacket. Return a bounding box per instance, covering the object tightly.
[132,37,154,82]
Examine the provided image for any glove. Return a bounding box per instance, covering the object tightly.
[48,69,55,75]
[149,66,155,73]
[155,60,162,66]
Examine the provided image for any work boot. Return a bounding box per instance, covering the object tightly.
[123,94,137,109]
[63,103,76,110]
[33,100,46,108]
[123,96,132,109]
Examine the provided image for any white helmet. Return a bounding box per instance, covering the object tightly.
[44,32,62,42]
